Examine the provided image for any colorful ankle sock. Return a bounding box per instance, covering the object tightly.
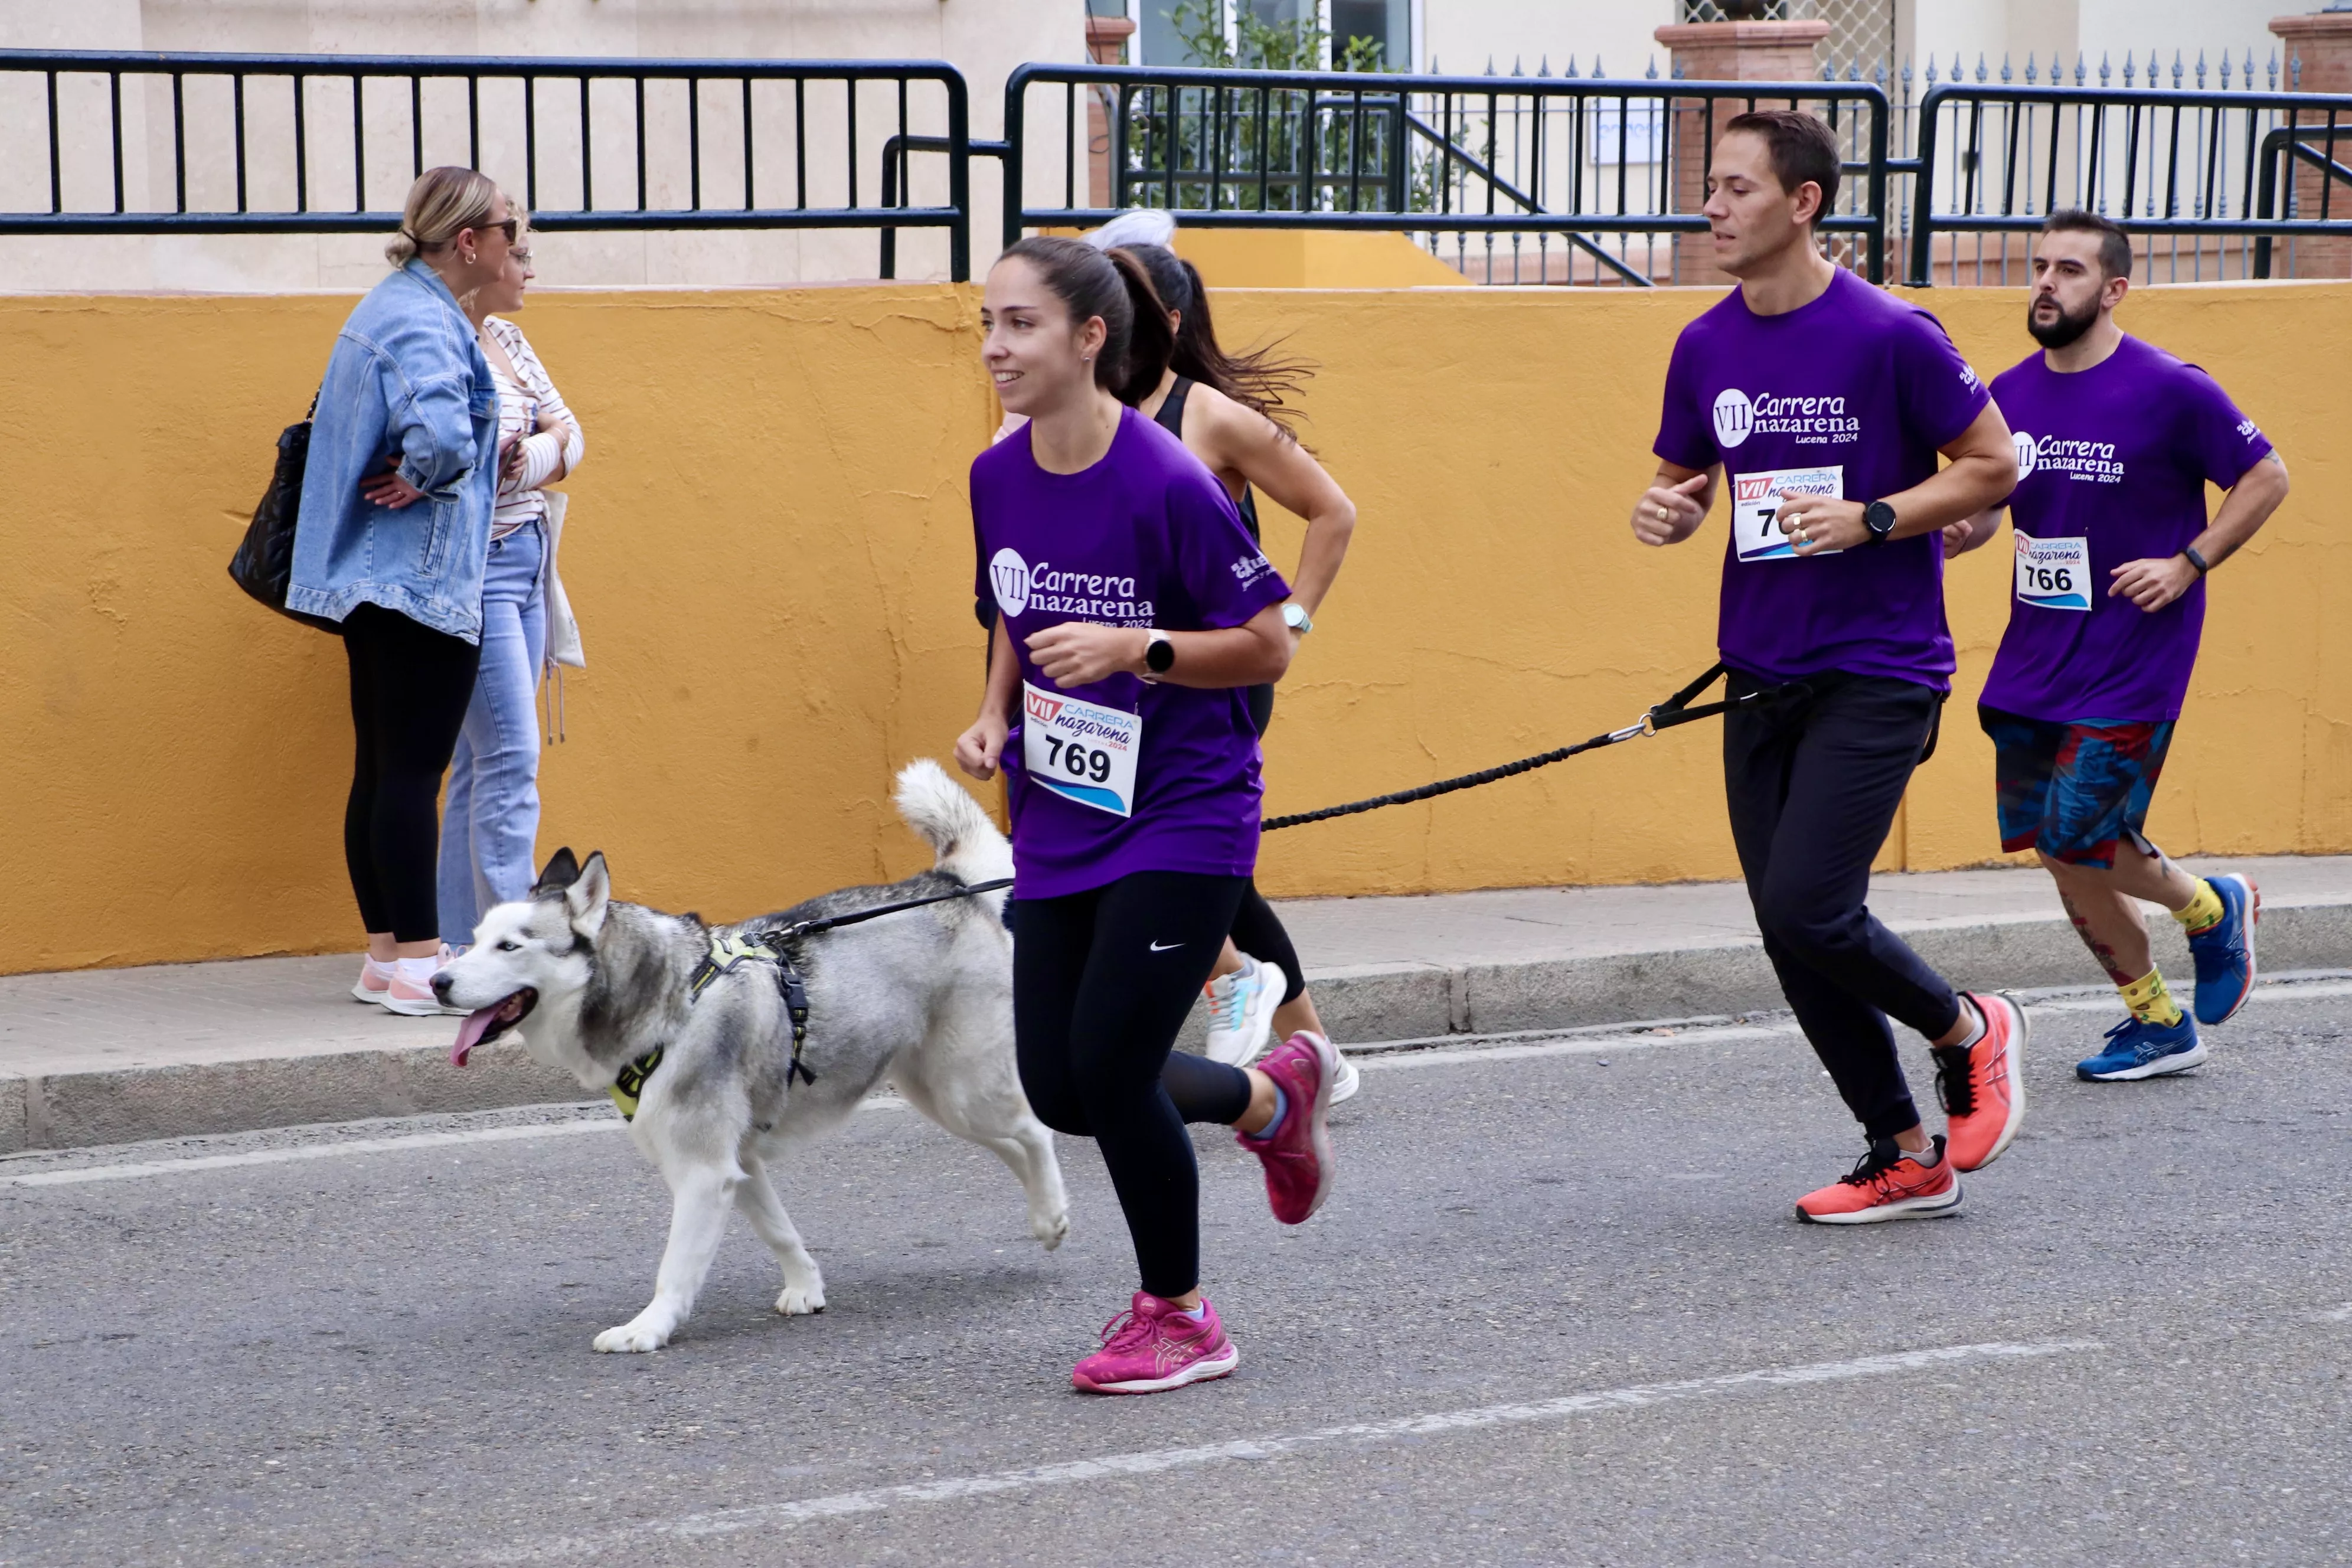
[2173,877,2226,934]
[1253,1083,1289,1142]
[2119,968,2184,1027]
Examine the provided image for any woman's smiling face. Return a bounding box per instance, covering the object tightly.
[981,254,1105,420]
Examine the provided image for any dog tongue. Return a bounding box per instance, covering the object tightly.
[451,1006,501,1067]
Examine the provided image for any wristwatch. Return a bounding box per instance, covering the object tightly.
[1141,629,1176,680]
[1281,602,1314,635]
[1862,499,1899,547]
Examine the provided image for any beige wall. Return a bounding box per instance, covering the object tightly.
[4,277,2348,974]
[1899,0,2286,77]
[0,0,1081,293]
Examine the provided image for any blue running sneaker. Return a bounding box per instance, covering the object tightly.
[2187,873,2260,1025]
[2077,1015,2208,1081]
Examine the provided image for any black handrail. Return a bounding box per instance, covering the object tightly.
[0,47,972,279]
[1907,83,2352,286]
[880,131,1005,279]
[2254,122,2352,277]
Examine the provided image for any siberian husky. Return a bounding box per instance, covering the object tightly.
[433,760,1068,1353]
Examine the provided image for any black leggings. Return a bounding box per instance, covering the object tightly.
[1014,871,1256,1300]
[1230,882,1306,1006]
[1231,685,1309,1005]
[342,603,481,942]
[1722,670,1963,1141]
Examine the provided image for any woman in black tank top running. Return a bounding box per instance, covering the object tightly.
[1118,242,1361,1095]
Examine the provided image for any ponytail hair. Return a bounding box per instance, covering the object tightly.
[1113,243,1315,439]
[997,235,1174,404]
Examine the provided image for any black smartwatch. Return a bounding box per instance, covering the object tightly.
[1862,499,1899,547]
[1142,630,1176,678]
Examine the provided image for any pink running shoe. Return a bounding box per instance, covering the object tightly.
[1071,1292,1239,1395]
[351,958,393,1005]
[1237,1031,1338,1224]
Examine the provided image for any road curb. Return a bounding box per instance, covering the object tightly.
[6,901,2345,1153]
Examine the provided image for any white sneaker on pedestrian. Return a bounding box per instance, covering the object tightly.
[351,957,394,1005]
[1203,954,1282,1067]
[1328,1047,1361,1104]
[381,958,467,1017]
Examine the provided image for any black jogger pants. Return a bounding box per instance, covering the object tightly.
[1722,669,1964,1141]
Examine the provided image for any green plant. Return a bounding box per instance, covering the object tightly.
[1168,1,1389,74]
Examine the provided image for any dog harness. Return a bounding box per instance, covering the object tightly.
[609,879,1015,1122]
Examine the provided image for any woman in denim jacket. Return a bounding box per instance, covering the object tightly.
[289,166,516,1015]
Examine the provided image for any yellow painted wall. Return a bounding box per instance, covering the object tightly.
[1173,229,1472,289]
[3,279,2346,973]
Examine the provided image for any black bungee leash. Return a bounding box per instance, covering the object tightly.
[1263,662,1806,832]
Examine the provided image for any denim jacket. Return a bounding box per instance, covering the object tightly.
[289,260,499,642]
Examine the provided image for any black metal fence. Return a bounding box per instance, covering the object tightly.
[1003,62,1891,286]
[9,47,2352,292]
[0,48,971,277]
[1907,84,2352,286]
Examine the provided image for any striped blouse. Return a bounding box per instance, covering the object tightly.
[482,314,585,540]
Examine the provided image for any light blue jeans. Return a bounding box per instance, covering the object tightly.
[437,520,547,946]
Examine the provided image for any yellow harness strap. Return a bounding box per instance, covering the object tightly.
[608,1043,665,1122]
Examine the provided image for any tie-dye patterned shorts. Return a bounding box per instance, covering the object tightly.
[1978,705,2177,870]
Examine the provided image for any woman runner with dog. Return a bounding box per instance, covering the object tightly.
[1112,239,1360,1095]
[956,236,1341,1395]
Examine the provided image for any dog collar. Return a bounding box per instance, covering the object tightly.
[608,1044,664,1122]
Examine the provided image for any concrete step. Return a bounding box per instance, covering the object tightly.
[4,856,2344,1152]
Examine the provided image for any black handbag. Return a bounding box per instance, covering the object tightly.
[228,393,338,632]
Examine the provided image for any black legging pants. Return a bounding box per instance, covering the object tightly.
[1232,685,1310,1007]
[1014,871,1256,1300]
[342,603,481,942]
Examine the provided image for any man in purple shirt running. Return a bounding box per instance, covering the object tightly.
[1948,210,2289,1083]
[1634,110,2025,1224]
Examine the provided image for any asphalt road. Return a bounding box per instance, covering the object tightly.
[4,982,2347,1567]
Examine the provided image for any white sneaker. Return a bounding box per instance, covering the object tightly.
[1204,955,1282,1067]
[1328,1047,1361,1105]
[351,957,394,1005]
[381,960,468,1017]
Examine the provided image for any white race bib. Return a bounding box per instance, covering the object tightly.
[1021,682,1142,817]
[2013,532,2092,612]
[1731,466,1845,561]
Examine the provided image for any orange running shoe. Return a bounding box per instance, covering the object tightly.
[1795,1135,1962,1224]
[1933,991,2027,1172]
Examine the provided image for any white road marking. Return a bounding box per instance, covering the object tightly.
[479,1339,2099,1563]
[2322,1303,2352,1322]
[1359,1024,1795,1072]
[11,972,2339,1188]
[2030,978,2352,1014]
[2,1118,626,1187]
[1,1097,916,1189]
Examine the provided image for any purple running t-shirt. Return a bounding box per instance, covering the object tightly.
[1978,334,2272,724]
[1653,267,1991,690]
[972,406,1290,900]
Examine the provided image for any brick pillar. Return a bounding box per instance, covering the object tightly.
[1086,16,1136,211]
[2271,11,2352,276]
[1653,20,1831,285]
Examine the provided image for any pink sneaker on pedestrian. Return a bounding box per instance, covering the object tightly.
[351,958,393,1005]
[1071,1292,1239,1395]
[1237,1031,1338,1224]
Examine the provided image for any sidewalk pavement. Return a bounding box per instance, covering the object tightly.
[3,854,2346,1152]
